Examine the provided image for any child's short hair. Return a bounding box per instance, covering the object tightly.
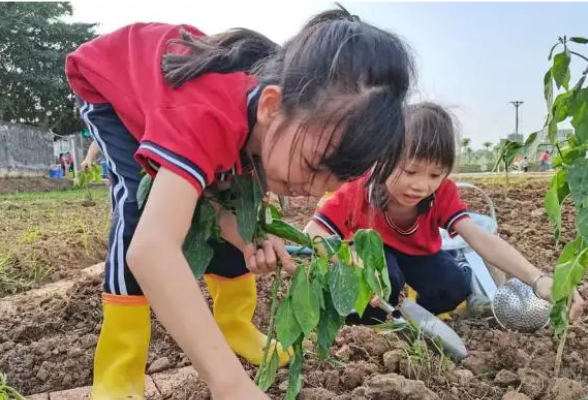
[404,102,457,173]
[370,102,457,210]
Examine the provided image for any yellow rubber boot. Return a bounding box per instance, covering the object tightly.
[407,286,466,321]
[92,294,151,400]
[204,273,291,367]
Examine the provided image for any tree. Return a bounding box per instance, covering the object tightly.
[460,137,471,164]
[0,2,98,135]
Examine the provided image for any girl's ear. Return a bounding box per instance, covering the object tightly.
[257,85,283,125]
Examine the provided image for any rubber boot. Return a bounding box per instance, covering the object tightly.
[92,294,151,400]
[407,286,467,321]
[204,273,291,367]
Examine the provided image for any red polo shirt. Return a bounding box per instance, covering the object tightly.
[65,22,257,194]
[314,177,469,256]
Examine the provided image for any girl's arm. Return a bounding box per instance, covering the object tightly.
[127,168,262,398]
[454,218,541,286]
[81,141,100,169]
[454,218,584,320]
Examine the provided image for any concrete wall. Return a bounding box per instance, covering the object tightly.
[0,122,54,178]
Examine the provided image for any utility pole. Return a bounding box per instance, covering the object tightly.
[510,101,524,139]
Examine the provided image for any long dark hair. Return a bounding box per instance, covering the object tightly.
[162,4,414,188]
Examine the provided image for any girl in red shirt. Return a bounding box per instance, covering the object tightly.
[305,102,584,326]
[66,6,414,400]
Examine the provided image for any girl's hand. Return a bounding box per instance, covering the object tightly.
[244,234,295,275]
[534,276,585,322]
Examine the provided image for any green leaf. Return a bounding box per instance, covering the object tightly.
[544,69,553,110]
[552,50,571,90]
[316,291,345,359]
[354,229,386,272]
[545,169,569,243]
[354,266,372,317]
[338,242,353,265]
[276,296,303,349]
[552,144,586,168]
[550,298,568,337]
[545,186,563,242]
[229,175,263,244]
[312,277,326,310]
[257,349,280,391]
[558,237,584,264]
[137,174,153,210]
[380,265,392,301]
[285,339,304,400]
[571,93,588,143]
[552,92,573,122]
[548,117,559,145]
[552,241,588,302]
[320,235,342,258]
[328,262,360,316]
[268,203,282,219]
[264,219,313,248]
[183,201,218,278]
[567,158,588,207]
[312,256,329,277]
[577,207,588,242]
[569,36,588,44]
[291,265,321,335]
[504,141,524,168]
[353,229,390,299]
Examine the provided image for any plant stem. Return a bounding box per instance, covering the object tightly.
[570,50,588,64]
[255,263,283,386]
[554,291,574,377]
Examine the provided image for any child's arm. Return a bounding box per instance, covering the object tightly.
[127,168,267,399]
[80,141,100,169]
[454,218,584,321]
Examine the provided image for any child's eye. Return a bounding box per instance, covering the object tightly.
[404,170,416,175]
[431,173,442,178]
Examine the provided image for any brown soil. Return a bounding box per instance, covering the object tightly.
[0,177,73,194]
[1,178,587,399]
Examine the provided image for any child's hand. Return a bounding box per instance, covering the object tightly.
[534,276,585,322]
[243,234,295,275]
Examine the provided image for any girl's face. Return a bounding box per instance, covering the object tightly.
[385,158,447,207]
[254,87,343,197]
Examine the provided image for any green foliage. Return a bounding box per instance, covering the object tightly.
[0,372,27,400]
[541,35,588,336]
[0,2,98,135]
[74,164,102,201]
[136,173,391,398]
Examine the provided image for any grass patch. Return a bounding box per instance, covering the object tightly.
[0,187,111,297]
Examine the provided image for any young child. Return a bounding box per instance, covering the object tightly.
[305,102,584,326]
[65,7,414,400]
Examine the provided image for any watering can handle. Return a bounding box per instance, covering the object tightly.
[455,182,497,226]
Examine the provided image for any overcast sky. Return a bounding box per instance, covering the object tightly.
[66,1,588,149]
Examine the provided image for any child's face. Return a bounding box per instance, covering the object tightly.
[261,115,343,197]
[255,86,343,197]
[385,158,447,207]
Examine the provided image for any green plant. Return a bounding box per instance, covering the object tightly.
[137,174,392,398]
[74,164,102,202]
[0,371,27,400]
[541,35,588,375]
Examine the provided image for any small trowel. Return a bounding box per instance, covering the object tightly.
[373,297,468,361]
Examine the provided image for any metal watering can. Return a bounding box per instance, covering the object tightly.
[442,182,551,333]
